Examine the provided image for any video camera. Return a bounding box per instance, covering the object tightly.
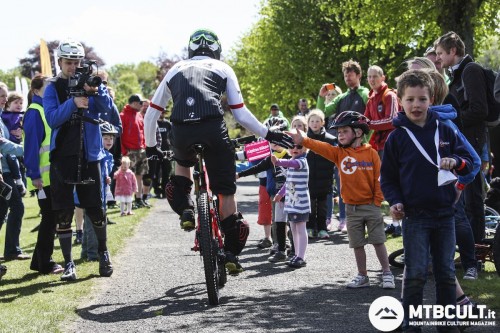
[69,60,102,97]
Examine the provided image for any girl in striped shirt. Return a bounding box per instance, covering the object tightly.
[272,139,310,268]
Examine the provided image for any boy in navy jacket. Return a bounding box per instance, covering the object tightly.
[381,69,473,331]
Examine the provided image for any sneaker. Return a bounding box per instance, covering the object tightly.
[269,243,279,255]
[61,262,77,281]
[385,224,396,234]
[257,238,273,249]
[268,251,287,262]
[74,230,83,245]
[307,229,315,239]
[142,199,152,208]
[341,223,348,234]
[99,251,113,277]
[286,252,296,262]
[337,218,346,231]
[346,274,369,288]
[287,256,307,268]
[392,225,402,237]
[326,218,332,230]
[318,230,330,239]
[180,209,195,230]
[463,267,478,280]
[107,218,116,225]
[0,264,7,280]
[120,212,126,217]
[224,251,243,275]
[51,264,64,274]
[381,272,395,289]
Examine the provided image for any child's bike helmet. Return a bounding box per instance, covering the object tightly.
[329,111,370,134]
[100,122,118,136]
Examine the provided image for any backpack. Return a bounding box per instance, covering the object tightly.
[461,63,500,128]
[381,88,402,111]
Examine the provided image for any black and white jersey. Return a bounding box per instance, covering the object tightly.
[144,56,267,147]
[154,56,243,123]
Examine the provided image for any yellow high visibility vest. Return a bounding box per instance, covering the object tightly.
[25,103,51,191]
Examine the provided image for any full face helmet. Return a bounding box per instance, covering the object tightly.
[56,39,85,59]
[330,111,370,134]
[99,122,118,136]
[188,29,222,60]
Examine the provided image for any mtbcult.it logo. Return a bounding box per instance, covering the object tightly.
[369,296,404,332]
[369,296,497,331]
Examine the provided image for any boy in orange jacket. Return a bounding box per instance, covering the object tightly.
[287,111,394,289]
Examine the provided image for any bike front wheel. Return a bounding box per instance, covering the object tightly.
[198,191,220,305]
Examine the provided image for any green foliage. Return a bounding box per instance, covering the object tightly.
[108,64,147,110]
[0,68,23,90]
[228,0,500,122]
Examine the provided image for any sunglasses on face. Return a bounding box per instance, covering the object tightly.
[293,145,303,149]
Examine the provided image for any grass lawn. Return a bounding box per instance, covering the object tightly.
[0,195,152,332]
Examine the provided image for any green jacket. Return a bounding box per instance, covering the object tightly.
[317,86,369,117]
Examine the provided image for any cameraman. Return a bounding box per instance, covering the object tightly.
[43,38,113,281]
[144,29,293,274]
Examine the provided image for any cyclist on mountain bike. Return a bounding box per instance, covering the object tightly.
[144,28,293,274]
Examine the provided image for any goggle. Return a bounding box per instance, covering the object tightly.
[190,32,219,45]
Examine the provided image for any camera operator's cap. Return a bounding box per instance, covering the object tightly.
[270,104,279,110]
[424,46,436,56]
[128,94,144,104]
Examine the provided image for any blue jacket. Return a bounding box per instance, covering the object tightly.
[381,110,473,215]
[0,118,23,173]
[431,104,480,186]
[43,78,114,162]
[23,95,45,180]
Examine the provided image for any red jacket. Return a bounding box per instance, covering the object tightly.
[364,83,399,151]
[120,105,145,155]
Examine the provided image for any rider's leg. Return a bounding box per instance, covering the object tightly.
[166,164,195,229]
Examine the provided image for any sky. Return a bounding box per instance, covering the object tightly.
[0,0,262,71]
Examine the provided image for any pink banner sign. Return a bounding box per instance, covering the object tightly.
[244,140,271,162]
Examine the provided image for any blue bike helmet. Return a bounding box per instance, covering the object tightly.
[188,29,222,60]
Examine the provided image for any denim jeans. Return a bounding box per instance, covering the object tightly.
[81,213,99,260]
[0,173,25,257]
[454,192,477,271]
[402,210,456,332]
[464,172,485,243]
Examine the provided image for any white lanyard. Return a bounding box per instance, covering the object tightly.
[401,120,440,170]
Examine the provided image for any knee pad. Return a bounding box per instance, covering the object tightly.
[165,175,194,215]
[55,209,74,230]
[142,175,152,187]
[86,207,106,228]
[221,212,249,256]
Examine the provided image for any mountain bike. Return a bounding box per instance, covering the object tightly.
[190,135,256,305]
[388,205,499,276]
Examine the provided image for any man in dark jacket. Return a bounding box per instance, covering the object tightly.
[435,31,488,243]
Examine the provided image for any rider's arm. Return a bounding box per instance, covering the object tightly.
[225,66,268,138]
[144,78,173,147]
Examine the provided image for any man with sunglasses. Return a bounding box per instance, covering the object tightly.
[144,28,293,274]
[43,38,114,280]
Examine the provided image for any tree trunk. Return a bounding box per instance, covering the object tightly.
[436,0,484,58]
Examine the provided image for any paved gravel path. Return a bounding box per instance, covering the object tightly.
[68,178,497,332]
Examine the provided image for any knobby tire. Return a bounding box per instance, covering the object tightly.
[198,191,220,305]
[388,248,405,268]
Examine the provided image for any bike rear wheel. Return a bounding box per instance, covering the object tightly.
[388,248,405,268]
[198,191,220,305]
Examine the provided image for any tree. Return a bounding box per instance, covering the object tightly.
[18,40,105,78]
[228,0,500,120]
[0,68,23,90]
